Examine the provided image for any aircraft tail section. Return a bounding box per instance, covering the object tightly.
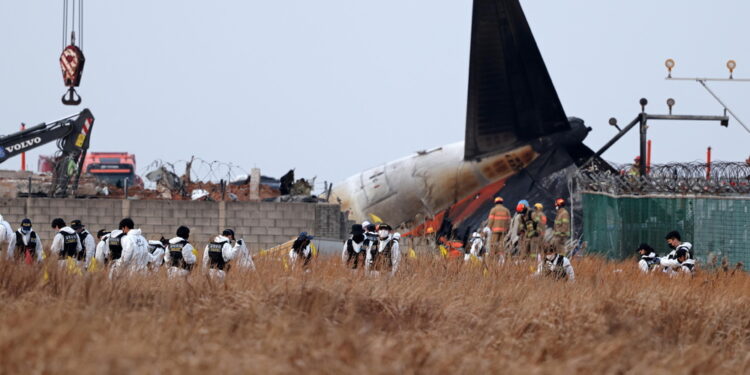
[465,0,570,161]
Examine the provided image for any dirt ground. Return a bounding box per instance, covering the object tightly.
[0,256,747,374]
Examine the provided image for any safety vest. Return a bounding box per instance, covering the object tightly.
[108,232,127,262]
[370,239,395,271]
[677,244,694,260]
[15,230,37,260]
[168,240,192,270]
[149,243,165,254]
[207,241,227,270]
[681,260,696,273]
[641,254,659,268]
[291,239,312,266]
[76,231,89,261]
[60,231,79,259]
[345,239,366,269]
[544,255,568,280]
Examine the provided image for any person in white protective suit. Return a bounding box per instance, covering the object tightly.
[636,243,659,273]
[659,248,696,276]
[7,218,44,263]
[342,224,367,270]
[289,232,314,270]
[0,214,13,255]
[465,231,486,261]
[664,231,693,261]
[71,219,97,269]
[50,218,82,266]
[534,245,575,281]
[147,238,167,270]
[96,228,122,266]
[109,218,151,278]
[165,226,197,278]
[224,229,255,271]
[203,231,238,279]
[366,224,400,276]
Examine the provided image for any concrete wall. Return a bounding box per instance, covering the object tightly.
[0,198,347,251]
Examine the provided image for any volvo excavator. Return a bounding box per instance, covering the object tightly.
[0,109,95,197]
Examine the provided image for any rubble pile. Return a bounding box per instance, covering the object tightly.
[0,165,321,203]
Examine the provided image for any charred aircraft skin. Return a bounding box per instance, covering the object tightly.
[330,143,537,226]
[331,120,591,226]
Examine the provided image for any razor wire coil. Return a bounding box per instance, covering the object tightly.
[575,162,750,195]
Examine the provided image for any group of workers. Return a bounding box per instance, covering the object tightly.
[0,215,256,278]
[340,222,401,276]
[636,231,696,275]
[0,201,698,282]
[337,197,576,281]
[481,196,574,280]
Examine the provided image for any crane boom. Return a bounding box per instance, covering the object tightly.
[0,109,94,197]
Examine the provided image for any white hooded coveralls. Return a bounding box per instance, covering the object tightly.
[203,235,237,278]
[50,227,82,264]
[110,229,150,277]
[365,234,400,276]
[165,236,197,277]
[233,239,255,270]
[7,228,44,262]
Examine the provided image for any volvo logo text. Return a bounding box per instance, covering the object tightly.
[5,137,42,154]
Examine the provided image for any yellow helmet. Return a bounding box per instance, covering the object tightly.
[534,203,543,210]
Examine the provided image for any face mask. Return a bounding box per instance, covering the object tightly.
[378,230,389,239]
[545,254,555,260]
[353,234,365,243]
[668,242,676,249]
[21,228,30,234]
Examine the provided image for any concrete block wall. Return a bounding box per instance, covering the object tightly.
[0,198,347,252]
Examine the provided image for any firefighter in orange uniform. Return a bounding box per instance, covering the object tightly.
[553,198,571,254]
[528,203,547,261]
[486,197,511,260]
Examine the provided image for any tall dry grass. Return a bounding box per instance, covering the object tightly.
[0,255,748,374]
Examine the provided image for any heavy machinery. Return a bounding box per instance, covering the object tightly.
[0,109,94,197]
[81,152,139,188]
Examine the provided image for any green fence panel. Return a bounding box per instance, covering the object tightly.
[582,193,750,267]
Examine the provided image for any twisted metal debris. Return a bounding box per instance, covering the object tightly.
[575,162,750,195]
[141,158,251,185]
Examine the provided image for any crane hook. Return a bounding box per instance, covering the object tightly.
[61,87,82,106]
[59,44,85,106]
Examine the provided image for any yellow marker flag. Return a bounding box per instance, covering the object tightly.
[311,243,318,257]
[40,251,49,283]
[282,256,289,271]
[192,248,199,258]
[88,258,99,273]
[368,213,383,224]
[65,257,82,276]
[408,248,417,259]
[439,245,448,258]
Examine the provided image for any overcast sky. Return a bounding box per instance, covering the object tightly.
[1,1,749,187]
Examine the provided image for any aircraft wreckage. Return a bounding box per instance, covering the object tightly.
[329,0,612,239]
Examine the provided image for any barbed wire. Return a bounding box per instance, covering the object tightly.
[140,158,251,185]
[575,161,750,195]
[139,159,329,192]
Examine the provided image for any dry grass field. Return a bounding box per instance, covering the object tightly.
[0,256,748,374]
